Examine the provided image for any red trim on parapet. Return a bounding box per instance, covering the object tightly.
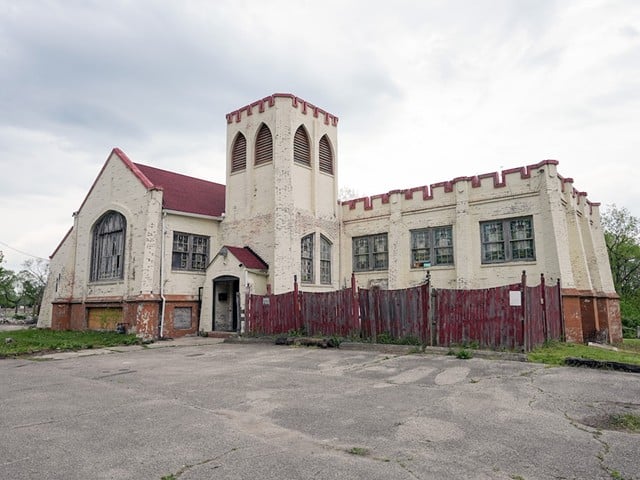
[341,159,596,214]
[226,93,339,126]
[75,148,159,216]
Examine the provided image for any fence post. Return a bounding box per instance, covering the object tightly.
[430,288,437,347]
[244,283,251,334]
[540,273,548,342]
[557,278,565,341]
[521,270,527,351]
[351,273,359,337]
[421,276,430,346]
[372,286,379,344]
[293,275,300,333]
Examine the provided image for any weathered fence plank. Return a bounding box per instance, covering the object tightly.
[245,273,562,351]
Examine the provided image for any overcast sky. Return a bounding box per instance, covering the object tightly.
[1,0,639,272]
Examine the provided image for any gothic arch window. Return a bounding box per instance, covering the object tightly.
[255,123,273,166]
[319,135,334,174]
[231,132,247,172]
[293,125,311,167]
[91,211,126,281]
[301,233,314,283]
[320,235,332,284]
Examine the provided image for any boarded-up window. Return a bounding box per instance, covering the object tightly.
[173,307,192,330]
[231,133,247,172]
[319,135,333,174]
[293,126,311,166]
[91,211,126,282]
[255,124,273,166]
[88,307,123,330]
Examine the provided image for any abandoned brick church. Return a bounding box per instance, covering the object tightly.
[39,93,621,343]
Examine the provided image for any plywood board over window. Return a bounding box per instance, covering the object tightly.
[88,307,123,330]
[173,307,192,330]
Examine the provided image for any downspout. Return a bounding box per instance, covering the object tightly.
[159,211,167,339]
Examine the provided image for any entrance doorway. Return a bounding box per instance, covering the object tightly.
[212,276,240,332]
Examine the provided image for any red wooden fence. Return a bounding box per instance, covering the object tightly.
[300,289,359,337]
[434,284,523,350]
[245,272,563,351]
[358,285,430,344]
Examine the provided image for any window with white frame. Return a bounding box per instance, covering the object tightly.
[353,233,388,272]
[320,235,332,284]
[301,234,314,283]
[411,226,454,268]
[480,216,535,264]
[172,232,209,271]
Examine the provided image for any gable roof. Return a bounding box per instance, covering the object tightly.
[224,246,269,270]
[76,148,226,218]
[134,162,226,217]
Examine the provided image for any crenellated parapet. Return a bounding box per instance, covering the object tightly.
[342,159,601,216]
[225,93,339,126]
[557,174,600,214]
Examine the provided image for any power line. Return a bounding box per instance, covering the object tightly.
[0,241,49,261]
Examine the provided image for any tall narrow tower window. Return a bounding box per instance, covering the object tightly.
[319,135,334,174]
[231,133,247,172]
[255,124,273,166]
[293,126,311,166]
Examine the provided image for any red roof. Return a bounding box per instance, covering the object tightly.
[134,163,226,217]
[224,246,268,270]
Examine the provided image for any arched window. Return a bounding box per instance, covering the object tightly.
[231,133,247,172]
[320,235,332,284]
[319,135,334,174]
[293,126,311,166]
[255,124,273,166]
[91,211,126,281]
[301,233,314,283]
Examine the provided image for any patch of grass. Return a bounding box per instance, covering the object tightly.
[374,332,421,346]
[161,475,176,480]
[621,338,640,353]
[0,329,140,357]
[456,348,473,360]
[610,413,640,432]
[527,340,640,366]
[348,447,369,456]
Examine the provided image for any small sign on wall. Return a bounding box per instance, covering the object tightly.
[509,291,522,306]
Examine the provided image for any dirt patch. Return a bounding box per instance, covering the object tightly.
[581,403,640,433]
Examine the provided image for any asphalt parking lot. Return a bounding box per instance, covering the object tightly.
[1,339,639,480]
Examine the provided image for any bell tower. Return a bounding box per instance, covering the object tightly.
[221,94,341,293]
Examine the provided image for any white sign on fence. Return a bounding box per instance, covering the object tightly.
[509,291,522,306]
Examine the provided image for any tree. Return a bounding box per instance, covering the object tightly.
[601,205,640,297]
[338,186,362,202]
[17,258,49,316]
[0,251,18,308]
[602,205,640,336]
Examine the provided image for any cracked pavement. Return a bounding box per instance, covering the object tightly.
[1,342,639,479]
